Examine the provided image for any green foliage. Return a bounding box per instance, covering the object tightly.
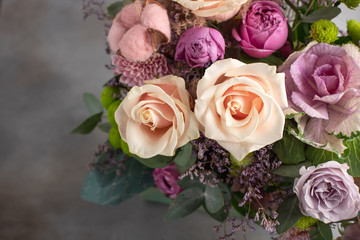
[204,185,224,214]
[98,122,112,133]
[101,86,120,110]
[71,112,102,134]
[165,187,204,220]
[177,176,205,191]
[140,187,173,205]
[276,195,303,234]
[301,7,341,23]
[174,143,196,173]
[133,154,173,169]
[107,1,131,18]
[225,48,283,66]
[80,154,154,205]
[305,137,360,177]
[310,221,333,240]
[272,161,312,178]
[83,93,103,115]
[273,131,306,165]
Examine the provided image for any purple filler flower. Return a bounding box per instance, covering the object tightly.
[279,43,360,151]
[294,161,360,223]
[232,1,288,58]
[175,26,225,67]
[153,164,182,199]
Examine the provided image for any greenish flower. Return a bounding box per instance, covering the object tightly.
[310,20,338,43]
[100,86,120,110]
[341,0,360,9]
[295,215,318,230]
[347,19,360,44]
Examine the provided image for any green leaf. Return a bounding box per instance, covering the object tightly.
[83,93,103,115]
[140,187,173,205]
[205,205,227,223]
[174,143,196,173]
[218,182,231,201]
[225,48,283,66]
[165,187,204,220]
[311,221,333,240]
[302,7,341,23]
[133,154,173,168]
[276,195,303,234]
[272,161,312,178]
[204,185,224,214]
[305,137,360,177]
[98,122,112,133]
[80,155,154,205]
[177,176,205,191]
[273,131,306,164]
[107,2,125,18]
[71,112,102,134]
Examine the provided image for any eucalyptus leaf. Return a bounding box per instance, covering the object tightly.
[276,195,303,234]
[177,176,205,191]
[204,185,224,214]
[301,7,341,23]
[174,143,197,173]
[98,122,112,133]
[140,187,173,205]
[311,221,333,240]
[80,155,154,205]
[83,93,103,115]
[272,161,312,178]
[107,1,124,18]
[205,205,227,223]
[305,137,360,177]
[133,154,173,168]
[273,131,306,164]
[165,187,204,220]
[71,112,102,134]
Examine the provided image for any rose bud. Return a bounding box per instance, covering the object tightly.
[153,164,182,199]
[232,1,288,58]
[175,26,225,68]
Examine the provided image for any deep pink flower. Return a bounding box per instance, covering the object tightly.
[294,161,360,223]
[153,164,182,199]
[175,26,225,67]
[279,42,360,153]
[232,1,288,58]
[112,53,174,87]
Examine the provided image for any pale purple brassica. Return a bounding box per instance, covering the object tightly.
[175,26,225,67]
[153,164,182,199]
[294,161,360,223]
[279,42,360,152]
[232,1,288,58]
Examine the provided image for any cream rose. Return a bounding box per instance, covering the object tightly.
[194,58,288,161]
[173,0,247,20]
[115,75,199,158]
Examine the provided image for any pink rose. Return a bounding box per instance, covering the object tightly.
[107,1,171,62]
[232,1,288,58]
[114,75,199,158]
[294,161,360,223]
[153,164,182,199]
[194,58,288,161]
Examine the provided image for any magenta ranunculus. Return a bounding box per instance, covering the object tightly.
[232,1,288,58]
[279,42,360,153]
[175,26,225,67]
[294,161,360,223]
[153,164,182,199]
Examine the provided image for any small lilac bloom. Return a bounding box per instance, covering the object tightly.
[232,1,288,58]
[153,164,182,199]
[294,161,360,223]
[175,26,225,67]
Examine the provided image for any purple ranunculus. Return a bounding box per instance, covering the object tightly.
[153,164,182,199]
[294,161,360,223]
[279,42,360,152]
[232,1,288,58]
[175,26,225,67]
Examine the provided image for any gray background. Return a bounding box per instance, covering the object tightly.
[0,0,358,239]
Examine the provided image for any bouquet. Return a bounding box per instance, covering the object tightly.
[75,0,360,238]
